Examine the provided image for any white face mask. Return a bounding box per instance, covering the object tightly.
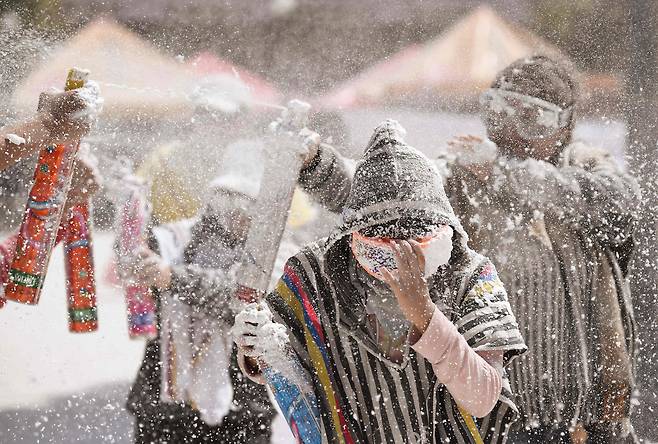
[422,225,453,277]
[351,225,454,280]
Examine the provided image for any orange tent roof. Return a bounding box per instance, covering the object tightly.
[12,19,224,118]
[188,52,282,105]
[320,6,572,109]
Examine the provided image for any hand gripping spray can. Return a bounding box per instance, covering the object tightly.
[64,202,98,332]
[5,68,89,304]
[234,289,323,444]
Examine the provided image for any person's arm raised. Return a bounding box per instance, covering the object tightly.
[381,241,503,418]
[297,129,354,214]
[0,82,101,171]
[487,145,640,246]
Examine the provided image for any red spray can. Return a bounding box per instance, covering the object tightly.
[63,203,98,332]
[5,68,89,305]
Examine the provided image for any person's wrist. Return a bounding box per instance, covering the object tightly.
[302,142,320,167]
[413,300,435,334]
[155,265,172,290]
[40,111,61,134]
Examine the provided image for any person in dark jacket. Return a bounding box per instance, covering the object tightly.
[442,56,640,443]
[117,127,354,443]
[119,168,275,444]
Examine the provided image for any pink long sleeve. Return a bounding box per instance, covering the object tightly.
[411,306,503,418]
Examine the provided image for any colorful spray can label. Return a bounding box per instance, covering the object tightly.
[264,364,322,444]
[64,203,98,332]
[5,68,89,304]
[118,185,157,339]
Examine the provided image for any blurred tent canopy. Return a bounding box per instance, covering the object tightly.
[188,51,283,106]
[11,19,248,119]
[319,5,621,112]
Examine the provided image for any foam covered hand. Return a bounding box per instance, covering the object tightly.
[298,127,321,166]
[38,80,103,142]
[446,135,497,182]
[268,99,319,166]
[232,302,289,361]
[447,135,497,165]
[117,247,172,290]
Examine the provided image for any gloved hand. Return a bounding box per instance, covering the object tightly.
[37,80,103,142]
[117,246,172,290]
[232,302,289,361]
[268,99,320,167]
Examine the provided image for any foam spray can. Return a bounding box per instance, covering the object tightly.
[5,68,89,304]
[63,203,98,332]
[115,173,157,338]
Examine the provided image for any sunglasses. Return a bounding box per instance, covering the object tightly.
[480,88,572,140]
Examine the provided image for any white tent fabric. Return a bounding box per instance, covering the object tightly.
[12,19,247,118]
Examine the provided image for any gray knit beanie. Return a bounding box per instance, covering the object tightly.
[334,119,467,242]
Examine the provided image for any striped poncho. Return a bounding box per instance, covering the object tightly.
[443,141,639,430]
[262,120,526,443]
[267,236,526,444]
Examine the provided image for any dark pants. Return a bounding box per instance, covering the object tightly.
[129,341,275,444]
[133,403,272,444]
[507,426,572,443]
[507,423,638,444]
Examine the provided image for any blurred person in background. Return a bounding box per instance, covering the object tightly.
[116,116,353,443]
[441,55,640,443]
[119,169,277,444]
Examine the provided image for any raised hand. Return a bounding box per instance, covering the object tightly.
[37,80,103,142]
[380,240,436,334]
[446,135,497,182]
[117,247,172,291]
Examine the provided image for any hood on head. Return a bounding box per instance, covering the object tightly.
[328,119,467,246]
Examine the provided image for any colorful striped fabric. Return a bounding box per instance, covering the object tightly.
[267,239,526,444]
[277,269,355,444]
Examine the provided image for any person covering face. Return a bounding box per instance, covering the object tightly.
[235,120,527,443]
